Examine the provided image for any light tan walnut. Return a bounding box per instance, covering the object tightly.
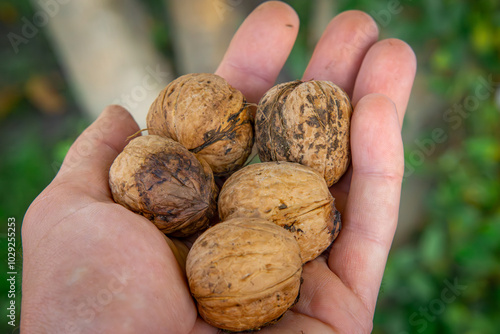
[186,217,302,332]
[147,73,254,176]
[218,161,341,263]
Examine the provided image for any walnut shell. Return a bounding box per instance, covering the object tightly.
[218,161,341,263]
[255,80,352,186]
[109,135,218,237]
[186,217,302,332]
[147,73,254,176]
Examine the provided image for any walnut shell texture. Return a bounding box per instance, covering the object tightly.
[219,162,341,263]
[186,217,302,332]
[256,80,352,186]
[109,135,218,237]
[147,73,254,176]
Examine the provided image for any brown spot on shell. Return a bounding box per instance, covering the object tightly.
[109,135,218,237]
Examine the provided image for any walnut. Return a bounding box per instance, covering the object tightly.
[147,73,254,176]
[186,217,302,331]
[255,80,352,186]
[108,135,218,237]
[218,161,341,263]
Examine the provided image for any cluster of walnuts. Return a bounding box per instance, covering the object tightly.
[108,73,352,332]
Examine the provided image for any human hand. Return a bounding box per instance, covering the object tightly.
[21,2,416,333]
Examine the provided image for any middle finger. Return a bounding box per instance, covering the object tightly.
[302,10,379,97]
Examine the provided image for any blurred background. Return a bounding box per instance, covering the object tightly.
[1,0,499,333]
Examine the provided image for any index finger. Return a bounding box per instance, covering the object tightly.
[215,1,299,103]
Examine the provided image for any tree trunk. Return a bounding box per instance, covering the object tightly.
[36,0,172,127]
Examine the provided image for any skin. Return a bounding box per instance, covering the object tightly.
[21,2,416,333]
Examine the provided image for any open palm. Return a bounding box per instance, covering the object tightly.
[21,2,416,333]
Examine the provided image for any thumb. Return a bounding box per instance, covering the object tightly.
[57,105,140,199]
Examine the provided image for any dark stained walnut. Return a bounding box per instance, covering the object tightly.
[218,161,341,263]
[108,135,218,237]
[147,73,254,176]
[186,217,302,332]
[255,80,352,186]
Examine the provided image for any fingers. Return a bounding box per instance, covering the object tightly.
[57,105,140,200]
[328,167,352,214]
[293,257,373,333]
[352,38,417,126]
[328,94,404,312]
[188,317,218,334]
[259,310,338,334]
[215,1,299,103]
[302,10,379,97]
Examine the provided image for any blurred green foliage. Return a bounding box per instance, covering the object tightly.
[0,0,499,333]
